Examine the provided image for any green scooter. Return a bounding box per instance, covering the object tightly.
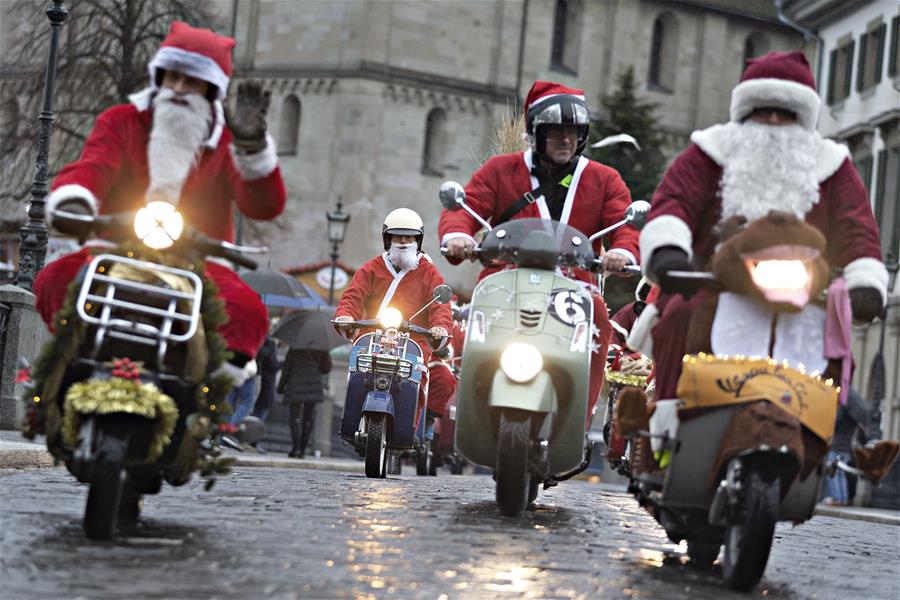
[439,182,648,515]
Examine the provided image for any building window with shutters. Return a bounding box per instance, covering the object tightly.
[550,0,582,74]
[648,13,679,93]
[422,108,447,177]
[888,14,899,78]
[874,146,900,267]
[277,95,301,156]
[857,22,887,92]
[827,39,854,105]
[743,32,769,64]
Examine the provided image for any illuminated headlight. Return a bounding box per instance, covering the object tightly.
[751,260,809,291]
[134,201,184,249]
[500,343,543,383]
[379,307,403,329]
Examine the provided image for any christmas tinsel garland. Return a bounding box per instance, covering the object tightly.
[23,244,235,480]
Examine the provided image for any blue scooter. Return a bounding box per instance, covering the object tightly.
[334,286,452,478]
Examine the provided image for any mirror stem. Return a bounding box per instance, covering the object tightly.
[408,297,438,325]
[461,204,493,232]
[589,218,627,242]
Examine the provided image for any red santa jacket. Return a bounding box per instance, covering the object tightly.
[438,150,640,279]
[47,89,286,242]
[335,253,454,361]
[640,126,887,300]
[426,359,457,417]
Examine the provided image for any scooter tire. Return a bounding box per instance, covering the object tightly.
[450,455,465,475]
[495,411,531,517]
[84,467,126,540]
[364,415,388,479]
[528,479,539,506]
[416,441,430,476]
[722,470,779,591]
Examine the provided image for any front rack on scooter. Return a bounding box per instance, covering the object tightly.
[75,253,203,371]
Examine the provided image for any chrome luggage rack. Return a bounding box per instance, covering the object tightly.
[75,253,203,369]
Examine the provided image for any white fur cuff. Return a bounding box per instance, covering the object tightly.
[440,232,477,246]
[231,133,278,180]
[844,257,888,303]
[639,215,693,281]
[627,303,659,359]
[607,248,637,265]
[45,184,99,226]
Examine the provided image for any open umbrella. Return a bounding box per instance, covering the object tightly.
[241,268,307,298]
[271,307,348,351]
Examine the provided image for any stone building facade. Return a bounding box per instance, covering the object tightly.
[210,0,804,293]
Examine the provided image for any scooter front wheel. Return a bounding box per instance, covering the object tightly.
[364,415,388,479]
[722,469,779,591]
[495,410,531,517]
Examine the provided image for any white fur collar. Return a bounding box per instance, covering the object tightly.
[128,87,224,149]
[691,122,849,183]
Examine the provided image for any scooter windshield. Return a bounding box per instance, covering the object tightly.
[479,218,594,270]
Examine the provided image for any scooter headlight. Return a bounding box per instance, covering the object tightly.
[500,343,543,383]
[134,201,184,249]
[379,307,403,329]
[747,259,812,307]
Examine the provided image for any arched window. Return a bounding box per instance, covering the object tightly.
[277,95,301,155]
[550,0,583,74]
[0,98,19,156]
[648,13,679,93]
[743,32,769,65]
[422,108,448,176]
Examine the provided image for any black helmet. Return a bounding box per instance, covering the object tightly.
[525,81,590,159]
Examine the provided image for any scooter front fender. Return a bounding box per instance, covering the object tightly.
[488,370,557,414]
[362,391,395,417]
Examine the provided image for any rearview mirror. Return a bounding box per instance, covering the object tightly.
[624,200,650,231]
[433,284,453,304]
[439,181,466,211]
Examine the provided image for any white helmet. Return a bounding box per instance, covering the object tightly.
[382,208,424,250]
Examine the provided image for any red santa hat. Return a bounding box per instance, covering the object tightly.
[148,21,235,100]
[730,51,821,130]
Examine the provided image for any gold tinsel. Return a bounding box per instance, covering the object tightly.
[605,369,651,388]
[62,378,178,463]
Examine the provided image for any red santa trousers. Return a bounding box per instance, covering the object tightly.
[34,248,269,359]
[426,361,456,418]
[589,293,613,426]
[648,290,712,400]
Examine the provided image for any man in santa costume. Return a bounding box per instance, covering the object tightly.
[35,21,286,374]
[438,80,641,424]
[334,208,454,427]
[636,50,887,401]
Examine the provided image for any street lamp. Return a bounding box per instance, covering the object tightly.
[326,198,350,305]
[16,0,68,292]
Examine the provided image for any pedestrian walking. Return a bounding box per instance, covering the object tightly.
[252,337,282,423]
[278,348,332,458]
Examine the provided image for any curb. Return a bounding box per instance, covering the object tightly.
[0,445,57,470]
[228,454,365,474]
[813,505,900,526]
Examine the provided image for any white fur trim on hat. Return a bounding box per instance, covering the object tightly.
[730,77,821,131]
[639,215,693,281]
[843,257,889,304]
[690,123,850,183]
[627,303,659,359]
[230,133,277,180]
[148,46,230,101]
[45,184,98,227]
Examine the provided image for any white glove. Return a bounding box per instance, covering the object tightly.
[429,327,448,339]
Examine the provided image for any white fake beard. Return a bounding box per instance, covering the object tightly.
[719,121,820,223]
[147,87,212,203]
[389,243,420,271]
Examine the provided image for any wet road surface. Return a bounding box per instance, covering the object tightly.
[2,466,898,599]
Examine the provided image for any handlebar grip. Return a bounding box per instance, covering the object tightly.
[50,212,94,238]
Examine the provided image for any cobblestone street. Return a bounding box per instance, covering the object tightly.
[2,466,898,599]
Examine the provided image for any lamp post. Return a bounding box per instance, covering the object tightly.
[16,1,69,292]
[326,199,350,306]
